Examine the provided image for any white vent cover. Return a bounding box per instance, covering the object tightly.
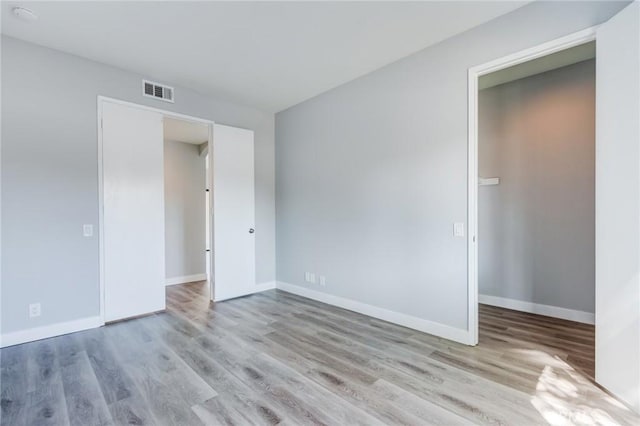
[142,80,174,103]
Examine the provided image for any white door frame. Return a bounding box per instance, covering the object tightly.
[97,96,215,325]
[466,26,598,346]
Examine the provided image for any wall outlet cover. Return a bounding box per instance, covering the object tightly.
[29,303,41,318]
[83,224,94,237]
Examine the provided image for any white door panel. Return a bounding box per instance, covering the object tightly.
[213,124,256,301]
[595,0,640,412]
[102,102,165,321]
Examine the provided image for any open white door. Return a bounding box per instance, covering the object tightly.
[102,101,165,322]
[596,0,640,412]
[212,124,256,301]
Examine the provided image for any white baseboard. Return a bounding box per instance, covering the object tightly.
[213,281,277,302]
[275,281,472,345]
[166,273,207,286]
[479,294,595,325]
[0,316,103,348]
[255,281,277,292]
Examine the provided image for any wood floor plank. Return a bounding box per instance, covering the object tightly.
[265,329,379,386]
[20,339,70,426]
[1,345,29,426]
[25,340,58,393]
[104,322,206,426]
[370,379,473,425]
[250,353,389,426]
[191,396,265,426]
[107,393,156,426]
[79,329,138,405]
[57,349,114,426]
[24,376,70,426]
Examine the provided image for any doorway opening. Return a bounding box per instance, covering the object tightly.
[163,117,212,304]
[468,30,598,378]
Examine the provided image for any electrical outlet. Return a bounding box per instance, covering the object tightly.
[29,303,41,318]
[304,272,316,284]
[319,276,326,286]
[83,224,93,237]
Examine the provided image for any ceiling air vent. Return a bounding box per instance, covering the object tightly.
[142,80,174,103]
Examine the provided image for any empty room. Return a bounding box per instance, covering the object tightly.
[1,1,640,425]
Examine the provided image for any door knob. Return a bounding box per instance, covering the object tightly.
[249,228,255,234]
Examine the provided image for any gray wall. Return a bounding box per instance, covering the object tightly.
[164,140,206,280]
[1,36,275,334]
[275,1,625,331]
[478,60,595,313]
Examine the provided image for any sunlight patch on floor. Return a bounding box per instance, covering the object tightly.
[531,366,620,425]
[508,348,570,367]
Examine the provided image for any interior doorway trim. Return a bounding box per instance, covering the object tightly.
[96,96,215,325]
[466,26,598,346]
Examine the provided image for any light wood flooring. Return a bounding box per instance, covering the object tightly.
[1,282,638,425]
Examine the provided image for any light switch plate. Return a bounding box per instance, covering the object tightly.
[83,224,93,237]
[453,222,465,237]
[29,303,41,318]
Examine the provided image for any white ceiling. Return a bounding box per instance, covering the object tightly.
[1,1,528,112]
[163,117,209,145]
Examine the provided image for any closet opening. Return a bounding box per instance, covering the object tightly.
[474,40,596,379]
[163,117,212,306]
